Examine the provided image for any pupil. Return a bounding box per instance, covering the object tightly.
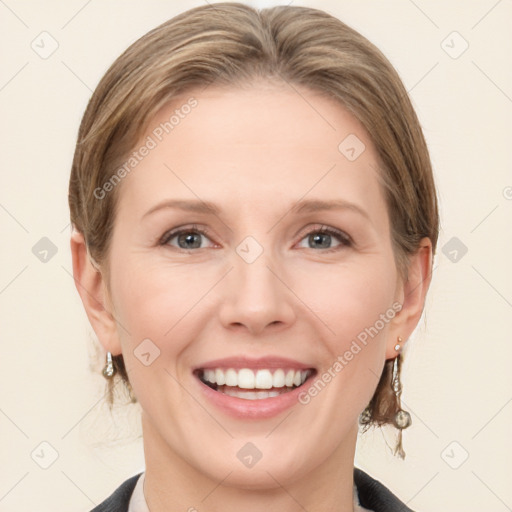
[179,233,201,249]
[311,233,330,249]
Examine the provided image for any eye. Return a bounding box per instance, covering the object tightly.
[160,225,215,250]
[296,225,352,252]
[159,224,352,252]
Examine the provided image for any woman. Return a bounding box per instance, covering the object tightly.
[69,3,438,511]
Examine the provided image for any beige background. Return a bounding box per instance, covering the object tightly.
[1,0,511,510]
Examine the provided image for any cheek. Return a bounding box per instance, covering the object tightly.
[302,257,397,403]
[301,255,398,350]
[109,256,217,369]
[112,264,186,338]
[295,272,396,427]
[108,261,200,411]
[309,258,397,398]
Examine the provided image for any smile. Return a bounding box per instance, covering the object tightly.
[195,367,314,400]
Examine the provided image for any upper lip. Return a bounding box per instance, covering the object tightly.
[193,356,315,371]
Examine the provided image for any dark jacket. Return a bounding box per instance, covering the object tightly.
[90,468,414,512]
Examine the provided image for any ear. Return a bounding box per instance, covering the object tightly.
[70,228,122,355]
[385,237,433,359]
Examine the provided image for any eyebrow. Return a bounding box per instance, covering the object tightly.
[291,199,369,220]
[143,198,370,220]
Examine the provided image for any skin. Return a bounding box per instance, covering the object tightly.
[71,80,432,512]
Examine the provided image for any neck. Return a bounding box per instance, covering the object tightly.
[141,412,358,512]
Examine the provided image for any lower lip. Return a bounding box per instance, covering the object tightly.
[194,374,315,419]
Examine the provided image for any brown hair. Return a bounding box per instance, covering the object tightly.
[69,3,439,442]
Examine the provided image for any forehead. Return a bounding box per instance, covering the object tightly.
[114,82,387,224]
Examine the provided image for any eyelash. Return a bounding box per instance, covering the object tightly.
[159,224,353,253]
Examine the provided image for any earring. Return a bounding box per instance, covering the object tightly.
[391,338,412,458]
[102,351,116,379]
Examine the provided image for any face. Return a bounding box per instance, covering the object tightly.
[83,82,418,488]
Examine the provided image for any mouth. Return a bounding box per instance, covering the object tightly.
[193,367,316,400]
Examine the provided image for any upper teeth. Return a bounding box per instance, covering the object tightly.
[201,368,310,389]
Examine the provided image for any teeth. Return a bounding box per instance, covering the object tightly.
[255,369,273,389]
[221,388,288,400]
[272,369,285,388]
[225,368,237,387]
[239,368,255,389]
[204,369,216,384]
[215,368,225,386]
[200,367,311,389]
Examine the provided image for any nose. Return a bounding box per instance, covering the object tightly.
[218,247,296,336]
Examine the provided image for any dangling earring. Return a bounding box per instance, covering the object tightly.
[102,351,116,379]
[391,337,412,458]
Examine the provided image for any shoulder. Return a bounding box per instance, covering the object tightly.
[89,473,142,512]
[354,468,414,512]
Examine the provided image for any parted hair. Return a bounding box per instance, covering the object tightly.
[69,3,439,442]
